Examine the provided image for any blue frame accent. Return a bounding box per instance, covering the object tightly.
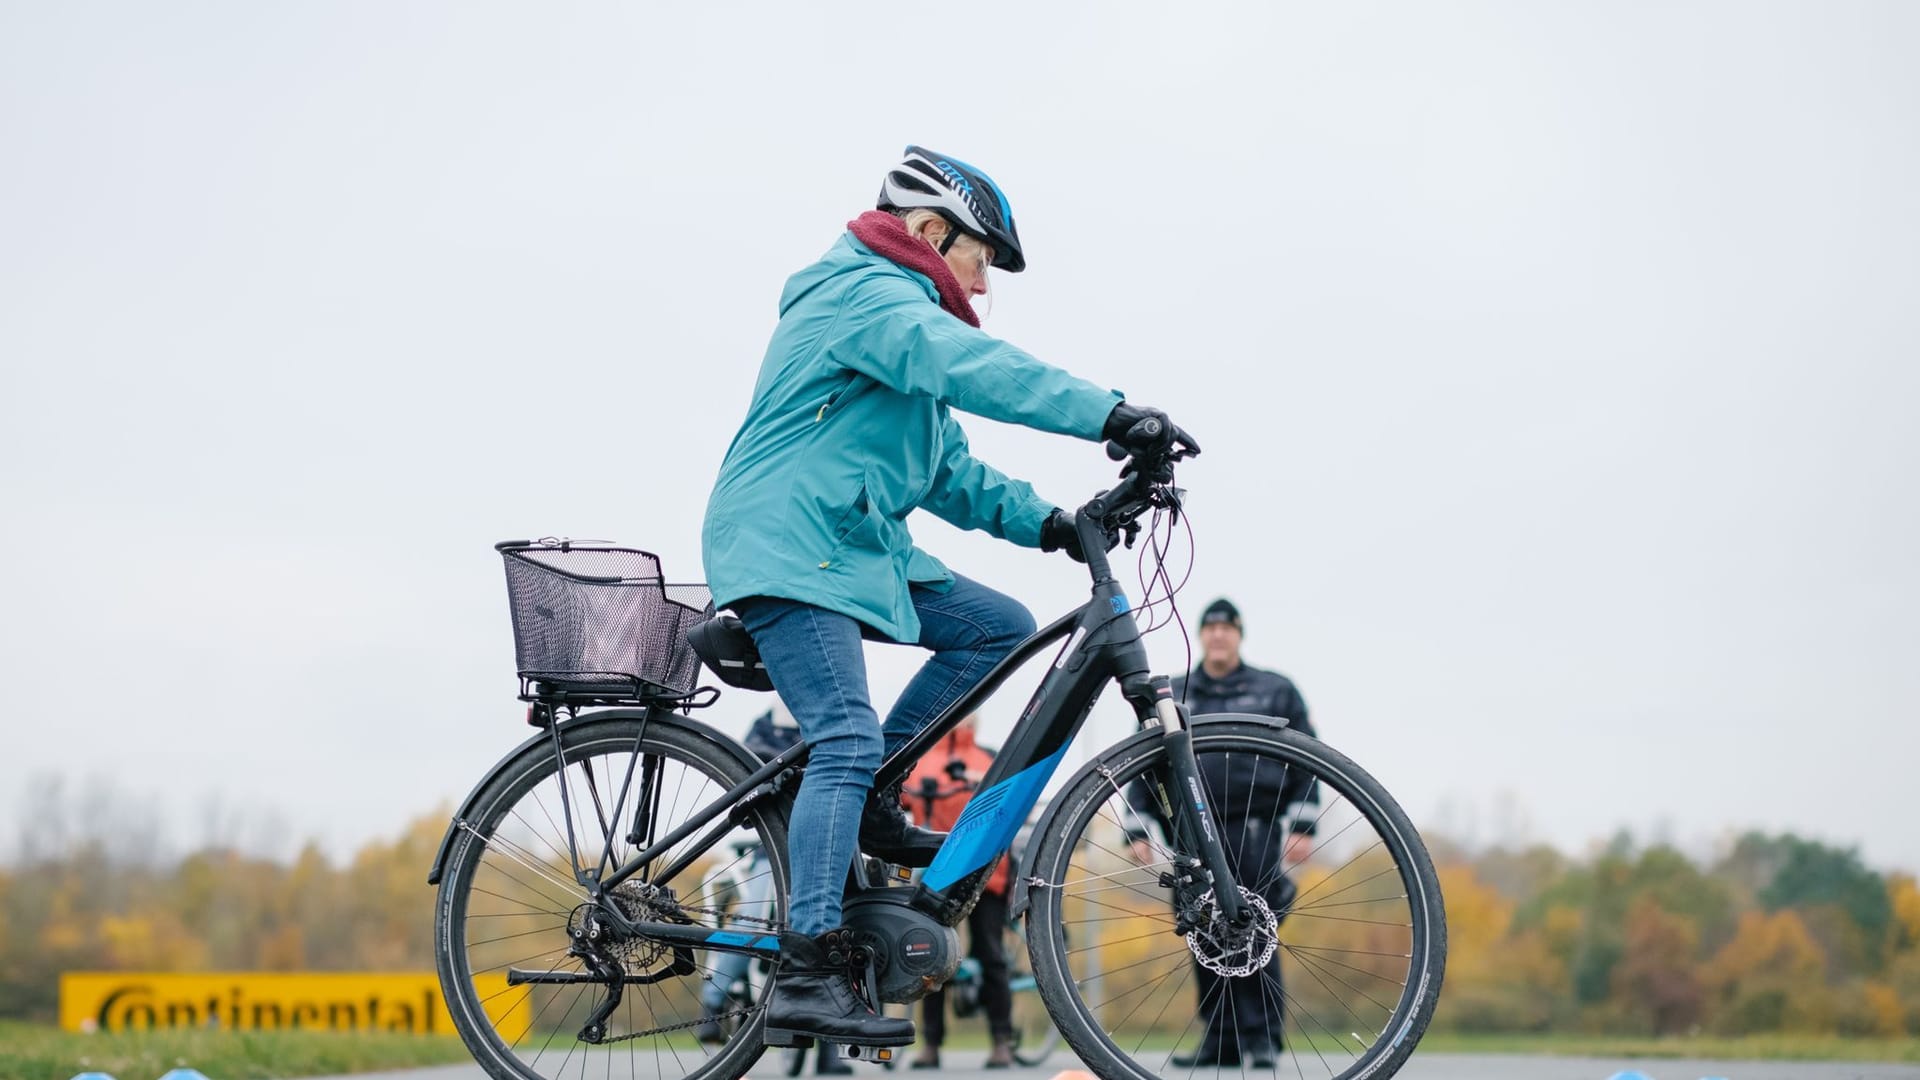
[922,743,1071,891]
[704,930,780,950]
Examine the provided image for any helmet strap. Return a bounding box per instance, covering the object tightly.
[938,224,962,256]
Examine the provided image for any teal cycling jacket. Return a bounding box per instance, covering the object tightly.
[702,232,1123,643]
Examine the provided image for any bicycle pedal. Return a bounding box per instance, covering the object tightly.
[843,1044,894,1062]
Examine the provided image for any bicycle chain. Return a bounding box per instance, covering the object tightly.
[598,1003,762,1044]
[673,901,785,932]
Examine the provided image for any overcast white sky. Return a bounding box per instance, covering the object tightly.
[3,2,1915,875]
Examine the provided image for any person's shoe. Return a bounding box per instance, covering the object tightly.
[763,929,917,1048]
[858,780,945,867]
[985,1034,1016,1069]
[908,1044,941,1069]
[815,1042,855,1075]
[1170,1045,1239,1068]
[1248,1045,1278,1069]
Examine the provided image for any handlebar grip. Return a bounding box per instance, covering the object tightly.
[1105,440,1129,461]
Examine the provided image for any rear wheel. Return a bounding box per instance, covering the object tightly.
[434,713,790,1080]
[1025,719,1445,1080]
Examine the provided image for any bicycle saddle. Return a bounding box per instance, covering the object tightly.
[686,614,775,692]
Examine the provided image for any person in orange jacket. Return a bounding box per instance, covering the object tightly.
[902,714,1015,1069]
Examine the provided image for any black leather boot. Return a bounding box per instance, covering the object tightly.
[858,779,945,867]
[763,928,916,1048]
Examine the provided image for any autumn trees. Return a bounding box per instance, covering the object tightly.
[1433,832,1920,1036]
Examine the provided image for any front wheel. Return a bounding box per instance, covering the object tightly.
[1006,922,1060,1066]
[1025,719,1446,1080]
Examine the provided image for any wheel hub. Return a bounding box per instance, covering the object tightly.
[1184,885,1280,978]
[568,881,685,971]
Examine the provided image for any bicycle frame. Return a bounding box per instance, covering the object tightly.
[541,467,1249,967]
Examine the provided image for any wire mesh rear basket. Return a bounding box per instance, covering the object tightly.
[499,541,715,700]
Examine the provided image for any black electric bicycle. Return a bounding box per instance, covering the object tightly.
[430,440,1446,1080]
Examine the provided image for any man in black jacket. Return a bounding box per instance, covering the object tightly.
[1126,598,1316,1069]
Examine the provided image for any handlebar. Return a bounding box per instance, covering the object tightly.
[1071,436,1196,587]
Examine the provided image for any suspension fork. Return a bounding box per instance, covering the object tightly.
[1131,674,1248,926]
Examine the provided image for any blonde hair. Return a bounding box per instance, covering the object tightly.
[893,208,994,279]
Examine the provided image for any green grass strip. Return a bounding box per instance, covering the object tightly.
[0,1020,475,1080]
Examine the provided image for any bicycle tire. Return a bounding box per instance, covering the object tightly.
[1008,939,1059,1066]
[1025,719,1445,1080]
[434,713,791,1080]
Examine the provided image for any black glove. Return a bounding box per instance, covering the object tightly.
[1039,508,1087,562]
[1103,401,1197,456]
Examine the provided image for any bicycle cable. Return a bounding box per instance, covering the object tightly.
[1132,504,1193,633]
[1128,494,1198,703]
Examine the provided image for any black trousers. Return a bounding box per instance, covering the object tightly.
[1191,823,1296,1054]
[922,890,1014,1044]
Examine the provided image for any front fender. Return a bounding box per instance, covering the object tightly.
[1008,713,1292,921]
[426,707,766,886]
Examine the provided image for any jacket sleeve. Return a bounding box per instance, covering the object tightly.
[827,276,1122,440]
[919,415,1054,546]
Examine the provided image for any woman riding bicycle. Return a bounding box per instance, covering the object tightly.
[702,145,1190,1048]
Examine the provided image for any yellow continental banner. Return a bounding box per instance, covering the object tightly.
[60,972,529,1040]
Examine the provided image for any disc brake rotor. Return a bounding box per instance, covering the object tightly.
[1185,886,1279,978]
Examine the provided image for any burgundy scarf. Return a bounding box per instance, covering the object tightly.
[846,210,980,328]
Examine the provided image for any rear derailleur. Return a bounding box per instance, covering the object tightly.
[532,883,700,1045]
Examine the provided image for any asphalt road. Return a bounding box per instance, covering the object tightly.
[298,1048,1920,1080]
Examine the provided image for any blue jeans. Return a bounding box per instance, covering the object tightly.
[733,574,1035,935]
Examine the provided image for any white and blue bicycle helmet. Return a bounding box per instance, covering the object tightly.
[877,144,1028,273]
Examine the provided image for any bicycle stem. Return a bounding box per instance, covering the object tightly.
[1073,470,1146,586]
